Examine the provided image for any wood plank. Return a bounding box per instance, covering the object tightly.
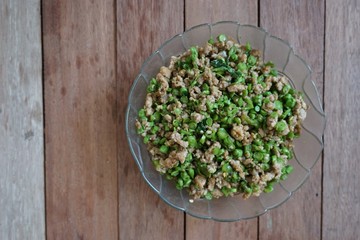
[42,1,118,239]
[323,0,360,239]
[185,0,257,29]
[116,1,184,239]
[0,0,45,239]
[185,1,258,239]
[259,1,324,239]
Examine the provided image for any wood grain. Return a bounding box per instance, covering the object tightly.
[185,1,258,239]
[259,1,324,239]
[116,1,184,239]
[43,1,118,239]
[185,0,257,29]
[0,0,45,239]
[323,0,360,239]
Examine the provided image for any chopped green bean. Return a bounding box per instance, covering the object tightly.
[159,145,169,154]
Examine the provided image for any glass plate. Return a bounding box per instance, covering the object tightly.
[125,21,326,221]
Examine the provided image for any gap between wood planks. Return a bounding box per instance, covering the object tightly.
[320,0,326,238]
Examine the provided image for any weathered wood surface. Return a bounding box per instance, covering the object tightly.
[185,0,257,29]
[116,1,185,239]
[43,0,118,239]
[259,1,324,239]
[185,1,258,239]
[323,0,360,239]
[1,0,360,239]
[0,0,45,239]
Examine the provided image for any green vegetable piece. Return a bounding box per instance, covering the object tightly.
[263,153,270,163]
[150,111,161,122]
[236,98,244,107]
[170,169,179,177]
[218,34,227,42]
[261,163,270,171]
[237,62,247,71]
[229,46,238,61]
[280,173,288,181]
[151,125,159,134]
[208,37,215,44]
[205,191,213,200]
[221,163,233,173]
[275,120,287,132]
[253,95,262,105]
[147,85,156,93]
[254,152,264,161]
[233,149,243,158]
[190,47,198,68]
[199,135,206,144]
[229,46,237,56]
[172,119,180,128]
[244,97,254,109]
[234,76,245,84]
[274,100,283,110]
[143,135,150,144]
[230,53,238,61]
[159,145,169,154]
[281,109,291,119]
[247,55,257,66]
[231,172,239,180]
[188,136,197,148]
[288,132,295,139]
[176,178,184,190]
[174,108,182,115]
[264,185,274,193]
[285,165,294,174]
[245,42,252,51]
[251,183,260,192]
[223,138,236,150]
[217,128,228,140]
[152,138,160,145]
[221,187,231,197]
[270,68,278,76]
[198,162,211,177]
[180,87,188,96]
[285,97,296,108]
[211,58,227,68]
[185,153,193,162]
[213,147,221,156]
[242,114,259,128]
[188,168,195,179]
[234,117,242,124]
[202,89,210,95]
[202,83,210,91]
[205,118,213,126]
[138,108,146,118]
[181,171,190,181]
[189,121,197,130]
[242,89,248,97]
[282,84,291,94]
[147,78,158,93]
[190,79,197,87]
[270,111,278,118]
[180,96,188,103]
[184,178,192,187]
[265,61,275,67]
[281,147,292,159]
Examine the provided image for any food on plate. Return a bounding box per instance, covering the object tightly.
[135,34,308,200]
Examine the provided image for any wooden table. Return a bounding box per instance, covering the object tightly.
[1,0,359,239]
